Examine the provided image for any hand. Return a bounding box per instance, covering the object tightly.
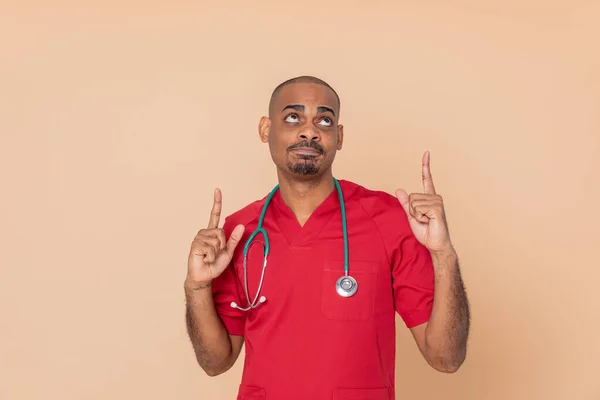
[186,189,245,289]
[395,151,453,254]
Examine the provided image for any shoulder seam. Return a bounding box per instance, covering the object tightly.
[355,197,393,267]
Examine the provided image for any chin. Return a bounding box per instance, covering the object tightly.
[286,161,321,176]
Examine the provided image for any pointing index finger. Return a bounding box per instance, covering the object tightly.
[422,151,436,194]
[208,188,222,228]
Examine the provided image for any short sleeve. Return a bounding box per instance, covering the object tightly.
[367,194,435,328]
[210,216,247,336]
[390,206,435,327]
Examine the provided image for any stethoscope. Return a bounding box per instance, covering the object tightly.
[230,178,357,312]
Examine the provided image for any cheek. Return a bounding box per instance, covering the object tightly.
[271,128,298,148]
[271,137,289,153]
[267,135,291,161]
[324,134,340,151]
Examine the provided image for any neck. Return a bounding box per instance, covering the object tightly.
[276,170,335,226]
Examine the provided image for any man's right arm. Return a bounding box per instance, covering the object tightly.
[184,188,246,376]
[184,280,244,377]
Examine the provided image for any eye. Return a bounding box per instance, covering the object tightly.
[318,117,332,127]
[284,114,299,123]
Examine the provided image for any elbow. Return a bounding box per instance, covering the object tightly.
[193,341,239,377]
[204,367,226,377]
[201,364,230,377]
[423,331,469,374]
[427,357,464,374]
[432,360,463,374]
[199,357,234,378]
[426,349,467,374]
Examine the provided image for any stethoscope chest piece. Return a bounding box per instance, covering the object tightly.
[335,275,358,298]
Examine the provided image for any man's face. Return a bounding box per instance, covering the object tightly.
[259,82,343,178]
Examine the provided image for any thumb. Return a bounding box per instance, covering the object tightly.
[395,189,410,213]
[226,224,245,255]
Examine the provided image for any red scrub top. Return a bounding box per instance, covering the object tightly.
[211,179,435,400]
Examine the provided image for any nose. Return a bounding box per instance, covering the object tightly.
[297,123,321,142]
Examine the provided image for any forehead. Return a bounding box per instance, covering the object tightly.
[271,82,339,113]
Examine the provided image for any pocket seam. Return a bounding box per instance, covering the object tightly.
[321,261,378,321]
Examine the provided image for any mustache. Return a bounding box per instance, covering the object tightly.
[286,141,325,154]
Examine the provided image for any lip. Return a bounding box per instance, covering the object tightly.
[290,148,322,156]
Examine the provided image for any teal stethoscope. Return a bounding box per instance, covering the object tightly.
[230,178,357,312]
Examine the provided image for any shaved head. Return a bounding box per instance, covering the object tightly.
[268,76,340,117]
[259,75,344,181]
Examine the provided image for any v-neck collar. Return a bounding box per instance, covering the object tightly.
[271,179,356,247]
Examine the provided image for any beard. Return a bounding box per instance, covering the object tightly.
[285,141,325,175]
[287,156,320,175]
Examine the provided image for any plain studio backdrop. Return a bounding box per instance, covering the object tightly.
[1,1,599,399]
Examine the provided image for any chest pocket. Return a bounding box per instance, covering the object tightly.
[321,260,378,321]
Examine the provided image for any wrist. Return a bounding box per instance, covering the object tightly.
[184,278,213,292]
[430,244,457,260]
[430,246,458,270]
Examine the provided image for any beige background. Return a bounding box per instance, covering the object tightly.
[1,1,599,399]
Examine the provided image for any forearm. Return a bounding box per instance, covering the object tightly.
[424,249,470,372]
[184,281,235,376]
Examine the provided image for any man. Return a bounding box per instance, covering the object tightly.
[184,76,470,400]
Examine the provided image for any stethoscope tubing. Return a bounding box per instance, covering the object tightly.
[232,178,354,311]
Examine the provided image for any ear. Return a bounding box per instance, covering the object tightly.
[258,116,271,143]
[336,124,344,150]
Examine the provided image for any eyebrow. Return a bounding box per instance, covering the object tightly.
[282,104,336,116]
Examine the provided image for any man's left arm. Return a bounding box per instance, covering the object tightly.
[395,151,470,373]
[410,248,470,373]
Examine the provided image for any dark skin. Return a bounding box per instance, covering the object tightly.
[258,82,344,226]
[257,82,469,372]
[182,82,341,376]
[185,81,468,376]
